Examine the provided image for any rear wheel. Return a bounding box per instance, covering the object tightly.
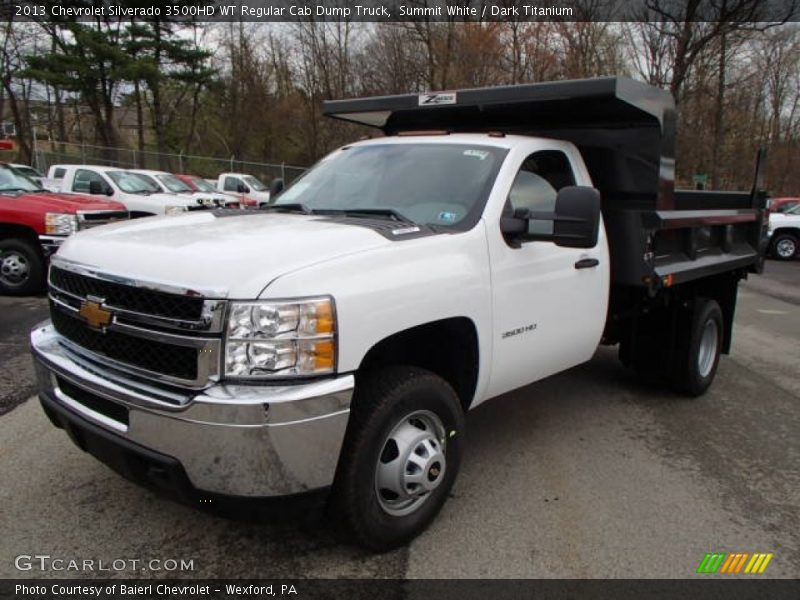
[331,366,464,551]
[0,239,44,296]
[671,298,723,397]
[771,233,798,260]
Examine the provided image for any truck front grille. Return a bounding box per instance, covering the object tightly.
[50,266,205,321]
[51,305,199,381]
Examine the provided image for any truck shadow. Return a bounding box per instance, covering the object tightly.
[23,345,715,578]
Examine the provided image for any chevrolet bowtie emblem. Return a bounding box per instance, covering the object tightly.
[79,300,112,329]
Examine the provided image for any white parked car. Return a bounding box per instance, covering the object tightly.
[216,172,271,206]
[46,165,201,217]
[767,204,800,260]
[129,169,236,208]
[31,78,766,551]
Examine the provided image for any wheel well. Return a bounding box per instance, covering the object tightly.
[771,227,800,239]
[0,223,40,247]
[358,317,479,412]
[616,271,741,369]
[690,273,740,354]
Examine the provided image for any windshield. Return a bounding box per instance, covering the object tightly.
[157,173,193,193]
[242,175,268,192]
[131,173,164,193]
[11,165,42,179]
[107,171,160,194]
[190,177,216,192]
[0,164,43,192]
[275,143,507,228]
[785,204,800,215]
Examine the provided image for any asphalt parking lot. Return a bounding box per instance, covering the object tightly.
[0,261,798,579]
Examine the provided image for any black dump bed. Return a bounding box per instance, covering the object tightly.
[324,77,766,290]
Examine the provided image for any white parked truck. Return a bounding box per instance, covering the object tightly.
[767,204,800,260]
[45,165,201,217]
[31,78,766,550]
[216,172,271,206]
[128,169,237,209]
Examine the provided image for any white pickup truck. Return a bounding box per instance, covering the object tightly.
[216,172,271,206]
[46,165,201,217]
[31,78,766,550]
[129,169,236,209]
[767,204,800,260]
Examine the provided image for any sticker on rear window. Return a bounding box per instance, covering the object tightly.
[463,150,489,160]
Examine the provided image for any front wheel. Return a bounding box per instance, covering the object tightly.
[771,233,798,260]
[0,239,44,296]
[331,366,464,551]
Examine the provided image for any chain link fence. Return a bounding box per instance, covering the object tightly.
[32,141,307,184]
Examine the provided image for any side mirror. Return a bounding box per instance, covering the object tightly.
[237,182,249,194]
[89,180,112,196]
[501,186,601,249]
[269,178,284,198]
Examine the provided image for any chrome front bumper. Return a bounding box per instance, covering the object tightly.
[31,322,353,498]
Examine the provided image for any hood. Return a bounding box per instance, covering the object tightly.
[137,192,200,207]
[3,191,126,212]
[769,212,800,226]
[56,211,392,298]
[171,192,200,204]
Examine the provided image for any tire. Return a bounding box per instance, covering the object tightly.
[671,298,723,397]
[771,233,798,261]
[0,238,44,296]
[331,366,465,551]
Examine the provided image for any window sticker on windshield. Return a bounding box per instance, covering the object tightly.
[438,211,458,223]
[463,150,489,160]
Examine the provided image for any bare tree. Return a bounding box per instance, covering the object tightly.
[0,19,40,162]
[636,0,793,101]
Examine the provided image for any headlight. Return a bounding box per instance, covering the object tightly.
[165,206,187,215]
[44,213,78,235]
[224,297,336,378]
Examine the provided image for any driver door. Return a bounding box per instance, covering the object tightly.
[486,146,609,398]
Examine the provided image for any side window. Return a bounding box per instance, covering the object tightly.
[223,176,241,192]
[72,169,104,194]
[506,150,575,236]
[778,201,798,213]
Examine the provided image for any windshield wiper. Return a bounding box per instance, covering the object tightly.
[317,208,417,225]
[260,203,314,215]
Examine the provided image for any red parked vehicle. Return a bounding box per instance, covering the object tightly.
[0,163,128,295]
[174,173,242,208]
[768,197,800,214]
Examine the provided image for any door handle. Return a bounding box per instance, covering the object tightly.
[574,258,599,269]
